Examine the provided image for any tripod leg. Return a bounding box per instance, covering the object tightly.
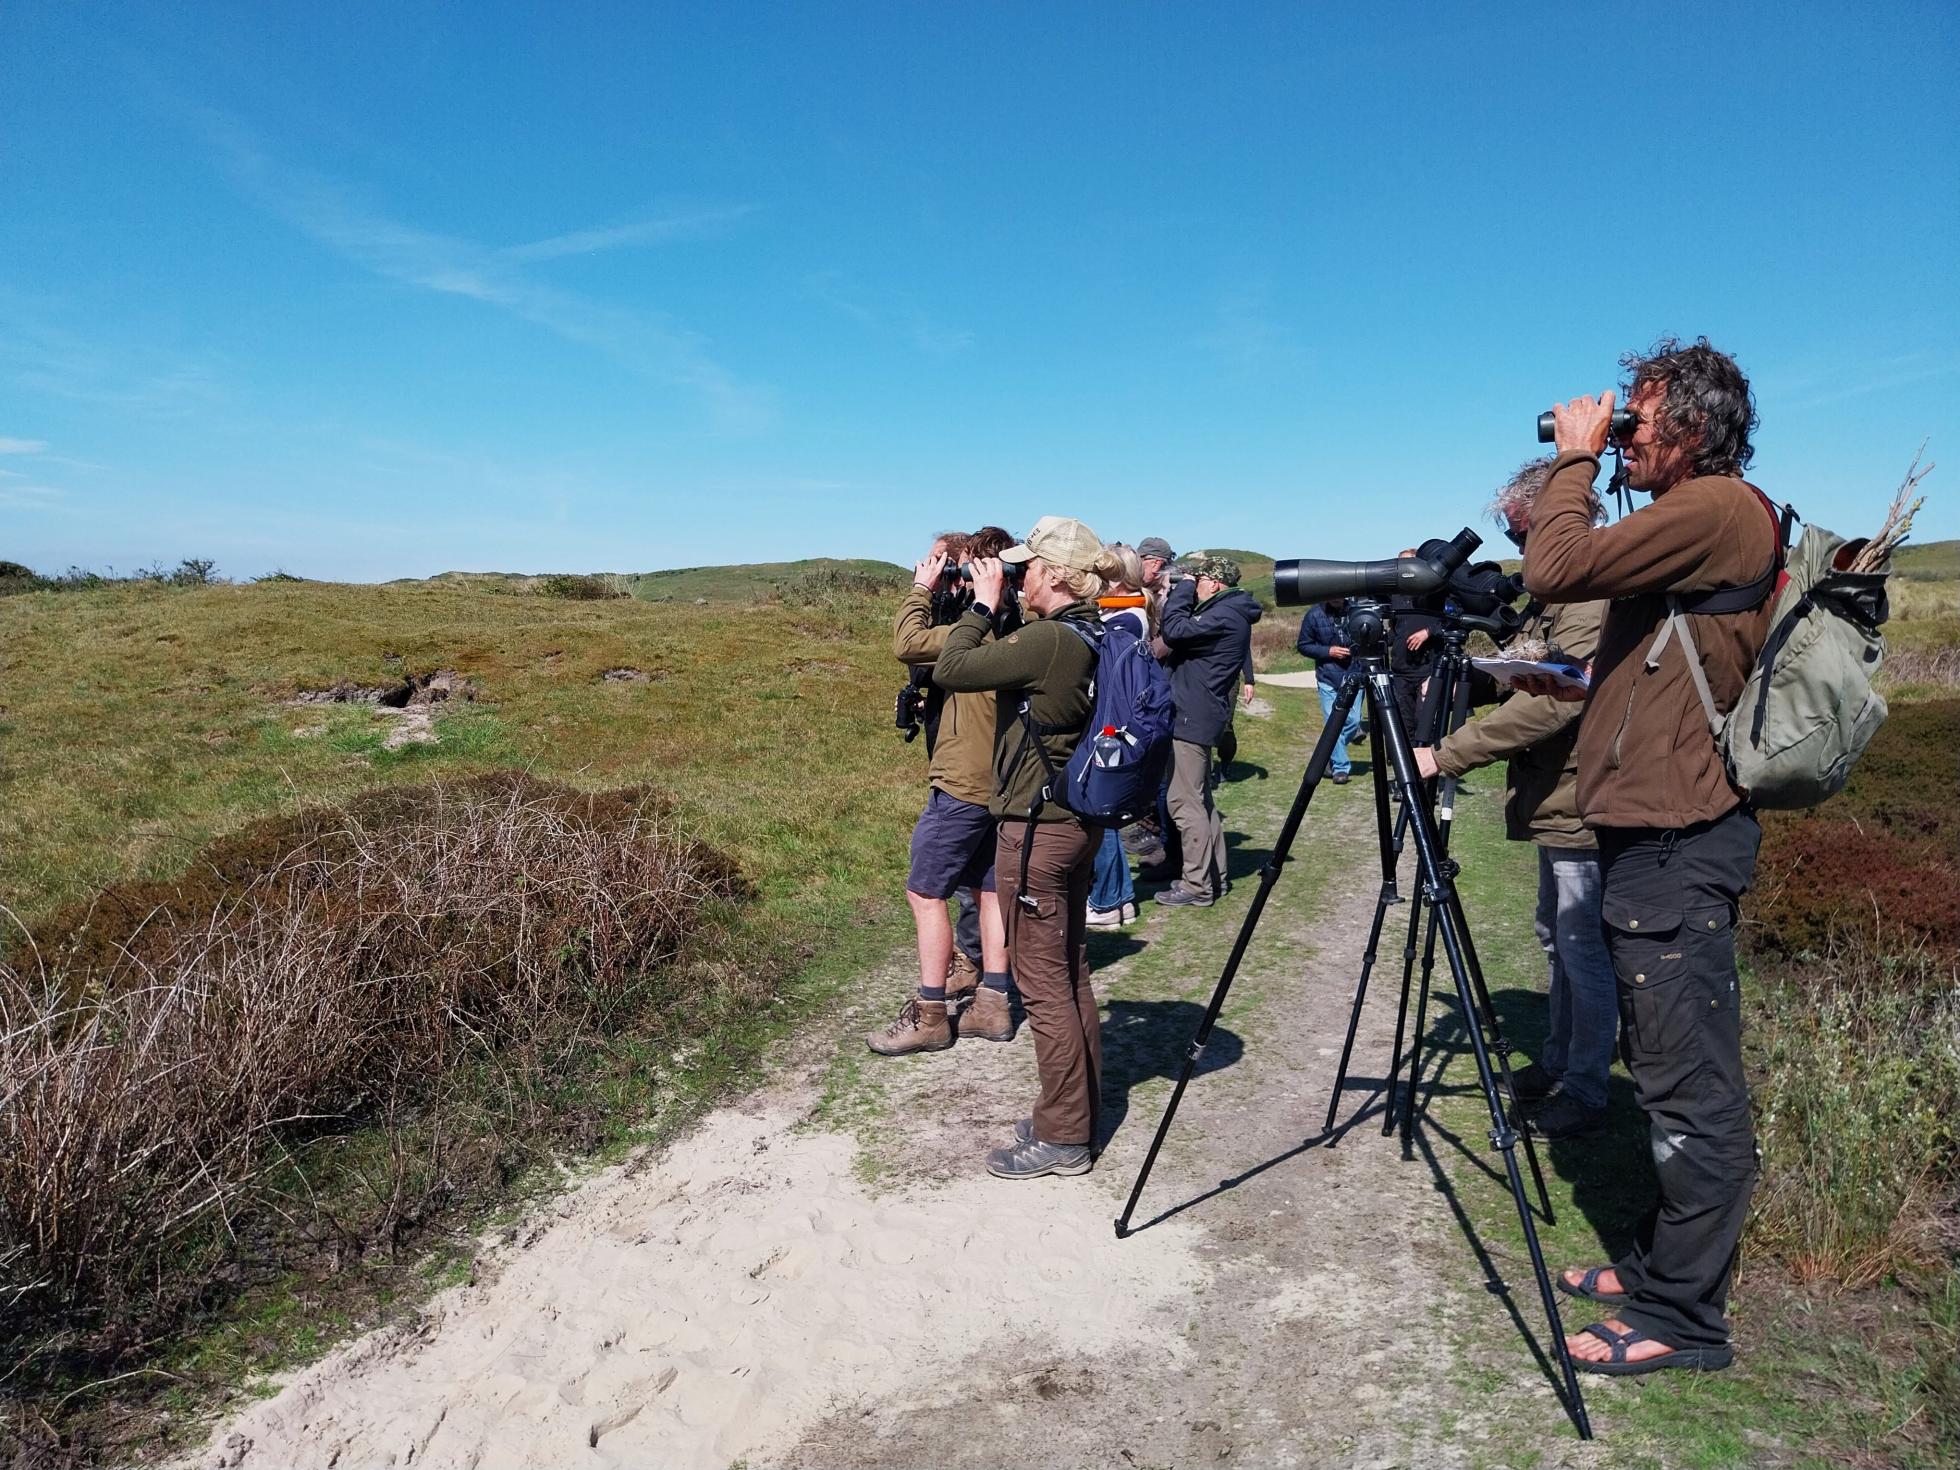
[1324,748,1403,1133]
[1115,670,1363,1238]
[1399,892,1444,1144]
[1369,669,1592,1438]
[1439,886,1559,1225]
[1378,821,1425,1136]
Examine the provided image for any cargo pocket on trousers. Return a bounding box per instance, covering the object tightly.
[1603,898,1687,1059]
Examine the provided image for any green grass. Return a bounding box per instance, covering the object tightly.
[1893,539,1960,582]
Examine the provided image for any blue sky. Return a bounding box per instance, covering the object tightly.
[2,2,1955,581]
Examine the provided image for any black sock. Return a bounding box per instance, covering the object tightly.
[981,971,1011,993]
[918,984,947,1002]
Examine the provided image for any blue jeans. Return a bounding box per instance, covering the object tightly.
[1089,825,1134,912]
[1535,846,1617,1109]
[1316,680,1363,776]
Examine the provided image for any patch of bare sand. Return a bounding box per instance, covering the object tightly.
[179,1092,1207,1470]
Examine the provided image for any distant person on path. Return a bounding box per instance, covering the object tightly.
[1526,338,1778,1376]
[1414,457,1612,1140]
[870,527,1018,1056]
[1154,555,1262,907]
[1296,597,1362,783]
[935,516,1124,1179]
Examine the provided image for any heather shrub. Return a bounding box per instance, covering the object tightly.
[0,773,750,1337]
[1748,939,1960,1285]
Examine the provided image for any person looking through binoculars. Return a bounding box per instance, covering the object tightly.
[1525,337,1779,1377]
[934,517,1125,1179]
[871,526,1019,1057]
[1412,457,1613,1141]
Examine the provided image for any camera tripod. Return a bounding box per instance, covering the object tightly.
[1111,598,1593,1439]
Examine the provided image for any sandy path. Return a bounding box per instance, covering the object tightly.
[182,718,1596,1469]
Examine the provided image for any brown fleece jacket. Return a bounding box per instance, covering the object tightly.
[1432,597,1606,848]
[893,585,995,807]
[1523,451,1778,830]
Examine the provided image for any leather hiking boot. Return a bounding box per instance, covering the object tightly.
[959,985,1015,1042]
[986,1136,1091,1179]
[866,996,952,1056]
[946,952,981,1012]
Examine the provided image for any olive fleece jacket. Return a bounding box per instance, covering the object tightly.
[932,600,1100,822]
[1431,597,1606,847]
[1523,451,1778,830]
[893,584,996,807]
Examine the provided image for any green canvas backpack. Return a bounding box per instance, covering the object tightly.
[1649,500,1891,811]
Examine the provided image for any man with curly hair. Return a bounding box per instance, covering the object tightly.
[1524,338,1780,1377]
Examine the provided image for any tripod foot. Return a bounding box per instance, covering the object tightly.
[1113,1218,1131,1240]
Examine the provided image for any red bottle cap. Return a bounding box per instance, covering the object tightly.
[1101,725,1117,736]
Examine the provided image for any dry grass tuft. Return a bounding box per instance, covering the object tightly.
[0,773,749,1343]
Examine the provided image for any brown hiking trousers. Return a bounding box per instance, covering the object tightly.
[996,820,1101,1147]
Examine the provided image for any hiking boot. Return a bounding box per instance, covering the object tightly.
[1086,900,1139,929]
[985,1136,1091,1179]
[1120,823,1161,857]
[946,951,981,1011]
[1525,1091,1608,1140]
[959,985,1016,1042]
[1136,858,1180,884]
[1330,771,1350,785]
[1154,883,1215,908]
[1510,1061,1561,1105]
[866,997,952,1056]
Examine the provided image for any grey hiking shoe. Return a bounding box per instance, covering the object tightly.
[1153,883,1215,908]
[986,1136,1091,1179]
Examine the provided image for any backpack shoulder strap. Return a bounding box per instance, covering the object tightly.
[1678,485,1794,615]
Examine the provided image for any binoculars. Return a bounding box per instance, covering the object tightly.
[1537,408,1639,443]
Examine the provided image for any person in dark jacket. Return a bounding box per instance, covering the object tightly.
[1296,599,1362,782]
[1388,549,1444,746]
[1154,555,1262,906]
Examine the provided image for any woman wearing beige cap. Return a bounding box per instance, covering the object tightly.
[934,516,1124,1178]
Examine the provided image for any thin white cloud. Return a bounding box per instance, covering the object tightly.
[806,272,974,356]
[0,483,66,510]
[0,436,49,454]
[1199,281,1300,369]
[194,108,772,431]
[499,205,761,264]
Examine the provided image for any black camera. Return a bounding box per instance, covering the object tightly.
[1536,408,1638,443]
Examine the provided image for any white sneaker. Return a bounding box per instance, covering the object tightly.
[1086,900,1138,929]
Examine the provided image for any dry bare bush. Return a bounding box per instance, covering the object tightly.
[0,774,749,1339]
[1249,615,1298,672]
[1883,643,1960,688]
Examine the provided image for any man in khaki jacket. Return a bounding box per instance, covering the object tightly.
[1414,457,1612,1140]
[1526,338,1779,1378]
[869,530,1017,1056]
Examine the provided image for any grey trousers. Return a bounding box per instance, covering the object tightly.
[1533,847,1617,1109]
[1166,738,1227,896]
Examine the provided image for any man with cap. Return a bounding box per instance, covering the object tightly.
[1124,535,1181,868]
[1153,554,1264,907]
[935,516,1126,1178]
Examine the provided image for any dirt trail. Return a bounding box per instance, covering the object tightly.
[179,744,1601,1469]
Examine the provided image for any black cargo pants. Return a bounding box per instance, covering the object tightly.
[1596,804,1761,1350]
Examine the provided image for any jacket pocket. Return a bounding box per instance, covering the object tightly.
[1602,898,1688,1058]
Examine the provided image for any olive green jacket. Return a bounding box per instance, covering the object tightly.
[932,600,1099,822]
[1432,597,1607,848]
[893,585,995,807]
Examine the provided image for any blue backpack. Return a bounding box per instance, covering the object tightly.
[1016,614,1175,829]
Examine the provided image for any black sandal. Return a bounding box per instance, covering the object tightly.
[1572,1323,1734,1376]
[1556,1265,1629,1307]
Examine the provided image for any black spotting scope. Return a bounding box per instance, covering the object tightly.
[1274,527,1481,608]
[1536,408,1638,443]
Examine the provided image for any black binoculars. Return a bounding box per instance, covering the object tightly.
[1537,408,1639,443]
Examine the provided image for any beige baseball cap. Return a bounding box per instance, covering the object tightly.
[1000,515,1105,572]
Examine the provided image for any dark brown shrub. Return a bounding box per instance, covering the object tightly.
[1,774,750,1336]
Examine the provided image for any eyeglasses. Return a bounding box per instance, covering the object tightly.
[1503,527,1527,551]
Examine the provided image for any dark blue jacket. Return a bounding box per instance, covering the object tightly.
[1159,580,1263,744]
[1296,601,1353,689]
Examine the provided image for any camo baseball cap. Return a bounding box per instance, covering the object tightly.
[1000,515,1106,572]
[1191,554,1242,586]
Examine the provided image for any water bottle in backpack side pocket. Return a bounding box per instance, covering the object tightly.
[1091,725,1126,768]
